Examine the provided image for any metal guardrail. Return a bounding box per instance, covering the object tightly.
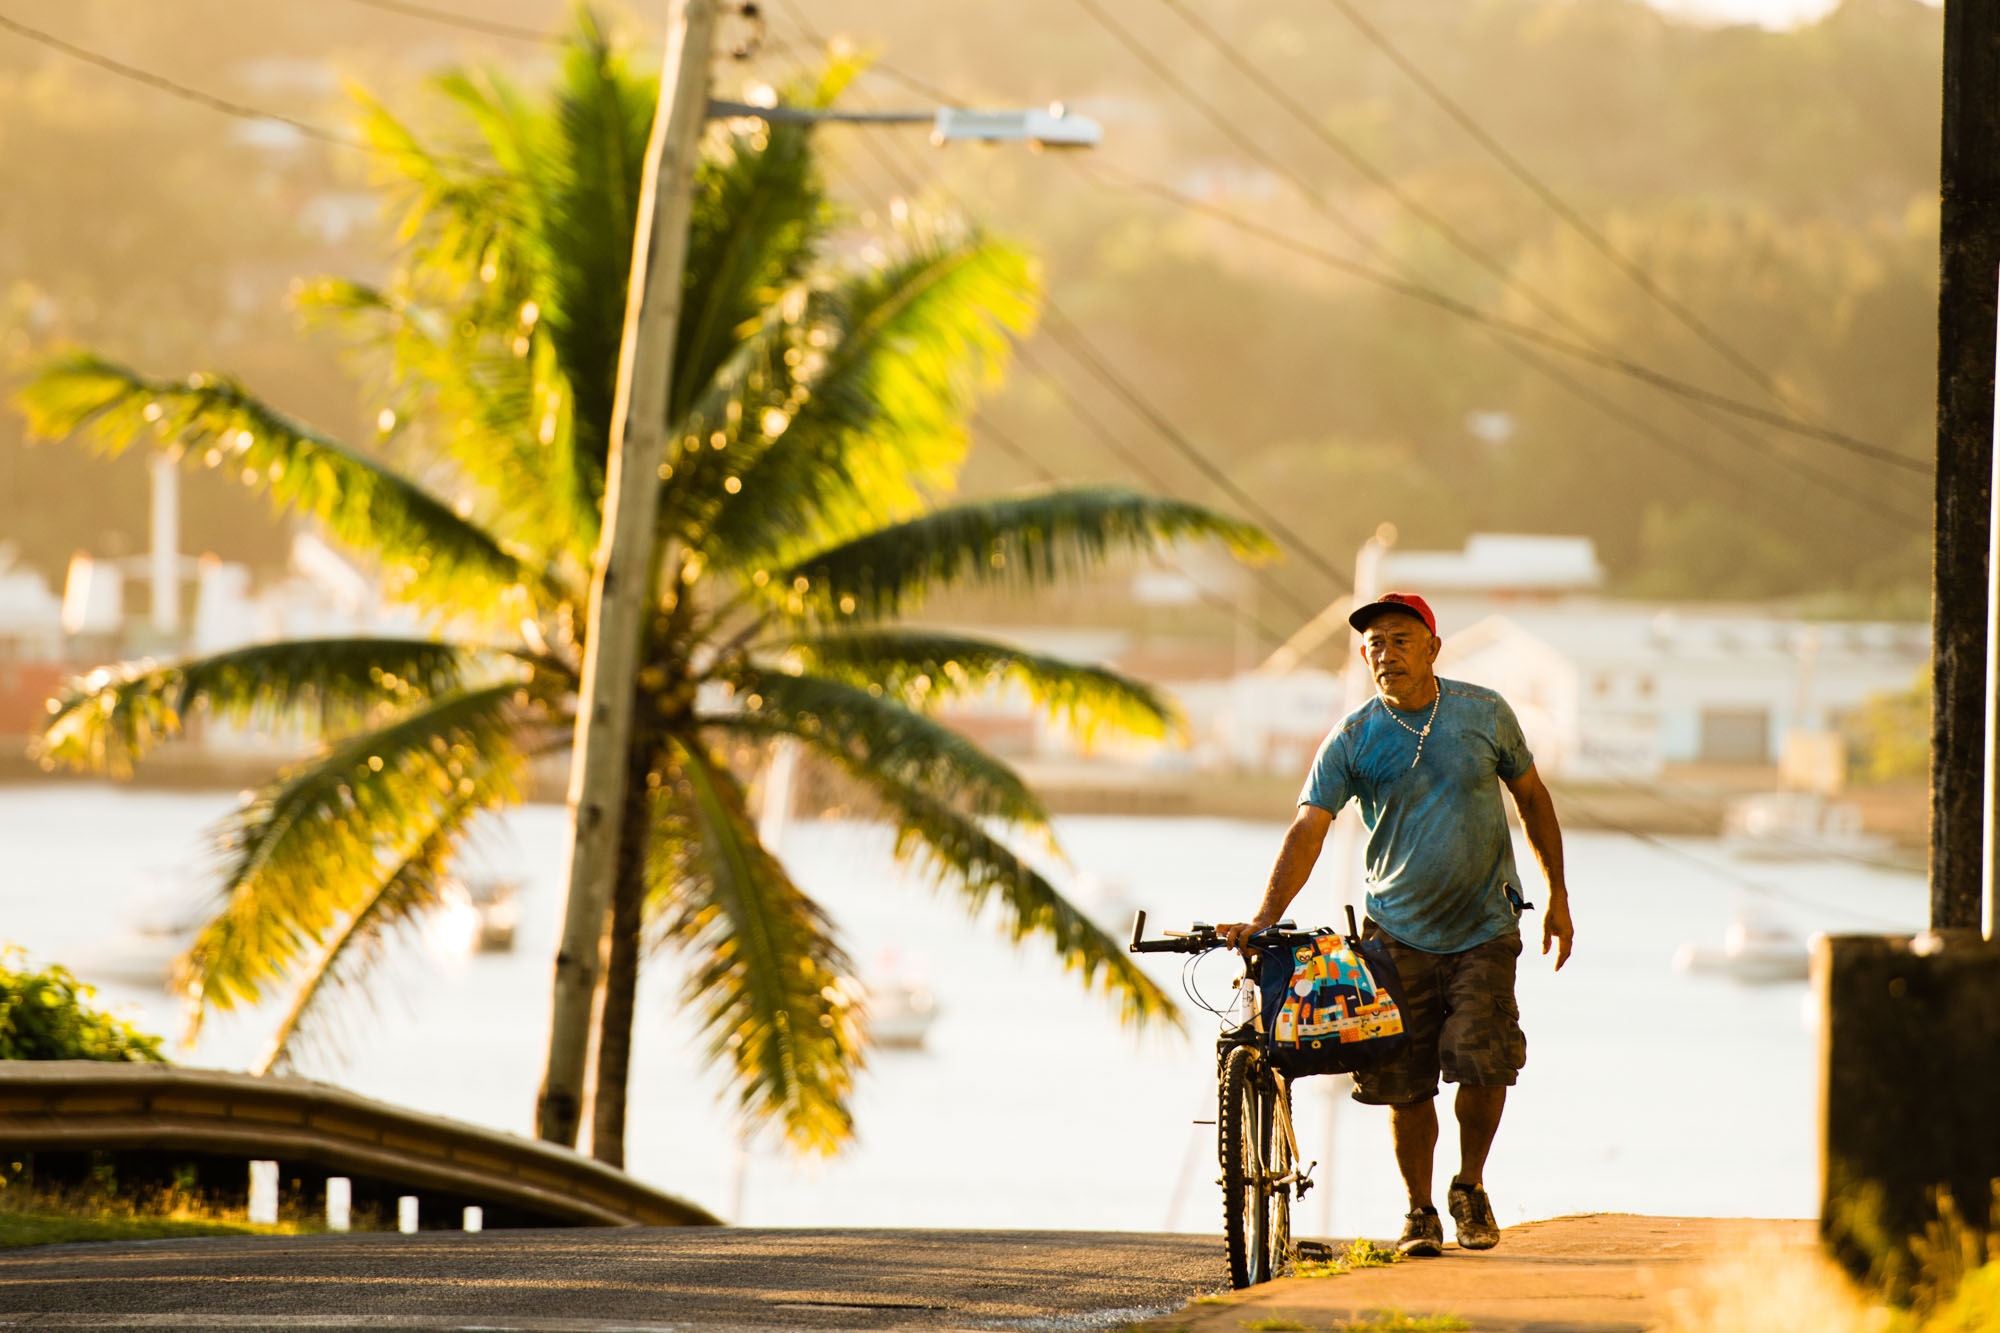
[0,1061,721,1227]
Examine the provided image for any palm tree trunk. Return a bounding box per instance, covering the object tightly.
[590,750,651,1168]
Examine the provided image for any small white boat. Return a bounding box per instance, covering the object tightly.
[864,979,938,1050]
[1722,792,1891,862]
[461,876,521,954]
[1672,915,1811,985]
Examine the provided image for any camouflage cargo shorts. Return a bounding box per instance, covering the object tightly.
[1351,920,1526,1106]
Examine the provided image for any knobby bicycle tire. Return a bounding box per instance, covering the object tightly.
[1220,1044,1289,1288]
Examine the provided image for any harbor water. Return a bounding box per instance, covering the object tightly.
[0,783,1925,1235]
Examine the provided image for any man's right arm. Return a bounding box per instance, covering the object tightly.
[1220,803,1334,948]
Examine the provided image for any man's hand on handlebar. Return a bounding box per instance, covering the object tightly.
[1218,918,1275,951]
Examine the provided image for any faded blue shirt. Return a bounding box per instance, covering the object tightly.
[1299,678,1534,954]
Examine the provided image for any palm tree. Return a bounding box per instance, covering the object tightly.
[17,17,1267,1164]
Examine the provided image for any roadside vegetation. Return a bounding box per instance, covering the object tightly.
[0,950,164,1062]
[0,1175,328,1249]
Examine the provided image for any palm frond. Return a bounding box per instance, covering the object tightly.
[504,20,653,489]
[353,84,531,315]
[774,485,1273,622]
[16,353,560,621]
[255,788,490,1076]
[874,779,1179,1029]
[292,277,589,566]
[786,628,1182,746]
[795,750,1175,1030]
[705,230,1040,566]
[704,666,1049,829]
[177,684,528,1028]
[653,735,860,1154]
[676,118,825,425]
[33,636,518,776]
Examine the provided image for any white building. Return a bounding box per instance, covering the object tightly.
[1438,607,1928,780]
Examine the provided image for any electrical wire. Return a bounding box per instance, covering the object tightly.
[1070,0,1925,480]
[333,0,560,44]
[1068,156,1930,488]
[1137,0,1926,513]
[846,50,1926,534]
[1074,155,1922,530]
[1318,0,1823,424]
[775,10,1929,560]
[0,9,363,149]
[1139,0,1931,537]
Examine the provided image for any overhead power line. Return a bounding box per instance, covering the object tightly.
[0,9,362,149]
[1077,0,1923,482]
[1063,0,1931,533]
[1319,0,1819,422]
[1072,157,1928,483]
[334,0,561,44]
[1074,158,1929,530]
[835,51,1925,534]
[1036,303,1356,591]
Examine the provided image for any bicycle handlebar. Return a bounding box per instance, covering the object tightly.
[1126,906,1364,954]
[1126,909,1301,954]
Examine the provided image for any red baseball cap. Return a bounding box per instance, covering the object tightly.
[1348,591,1436,636]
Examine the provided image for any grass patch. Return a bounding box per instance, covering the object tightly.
[1240,1319,1309,1332]
[0,1213,265,1248]
[0,1178,321,1249]
[1295,1238,1405,1279]
[1333,1314,1470,1333]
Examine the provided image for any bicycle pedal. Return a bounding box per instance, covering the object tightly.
[1294,1240,1334,1263]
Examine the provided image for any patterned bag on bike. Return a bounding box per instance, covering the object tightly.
[1252,927,1409,1078]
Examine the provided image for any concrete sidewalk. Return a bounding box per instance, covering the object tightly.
[1146,1215,1816,1333]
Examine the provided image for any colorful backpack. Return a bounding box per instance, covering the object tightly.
[1251,910,1409,1078]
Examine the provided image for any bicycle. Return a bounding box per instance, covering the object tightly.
[1128,909,1332,1289]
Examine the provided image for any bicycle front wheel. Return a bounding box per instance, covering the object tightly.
[1219,1044,1276,1289]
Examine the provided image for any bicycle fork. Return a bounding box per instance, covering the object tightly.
[1267,1071,1316,1200]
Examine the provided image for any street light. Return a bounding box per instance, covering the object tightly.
[705,99,1104,149]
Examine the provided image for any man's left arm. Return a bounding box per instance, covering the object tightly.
[1502,764,1573,971]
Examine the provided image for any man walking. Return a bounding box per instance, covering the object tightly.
[1220,591,1573,1257]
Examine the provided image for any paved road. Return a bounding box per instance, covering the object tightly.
[0,1228,1223,1332]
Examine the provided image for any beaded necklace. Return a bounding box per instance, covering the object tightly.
[1379,687,1442,769]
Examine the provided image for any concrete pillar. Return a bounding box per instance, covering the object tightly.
[325,1177,351,1232]
[1817,932,2000,1293]
[247,1160,278,1225]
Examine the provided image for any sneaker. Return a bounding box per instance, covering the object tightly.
[1448,1181,1500,1250]
[1395,1206,1443,1257]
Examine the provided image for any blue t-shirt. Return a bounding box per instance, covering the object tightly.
[1299,678,1535,954]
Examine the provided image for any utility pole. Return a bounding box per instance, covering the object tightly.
[1932,1,2000,933]
[535,0,720,1148]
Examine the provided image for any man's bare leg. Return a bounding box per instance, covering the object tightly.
[1453,1085,1506,1189]
[1389,1098,1438,1208]
[1448,1085,1506,1250]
